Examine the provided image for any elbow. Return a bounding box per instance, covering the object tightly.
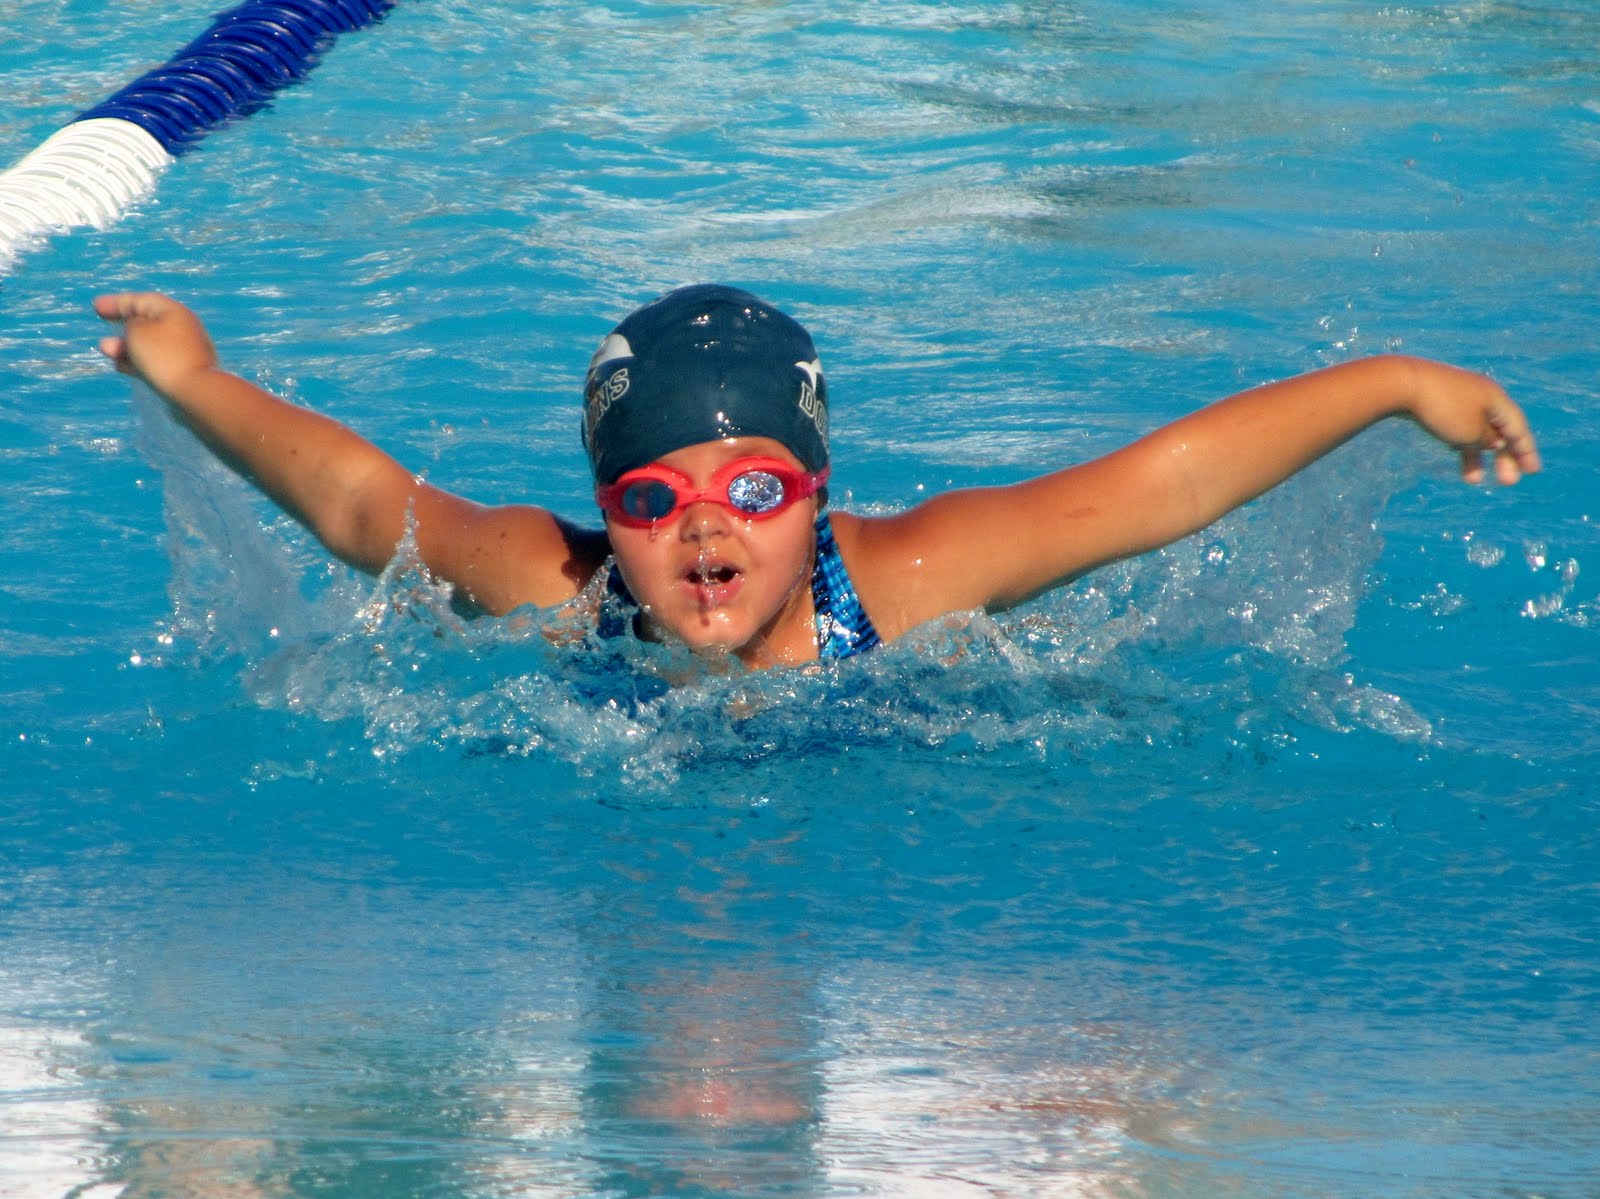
[308,473,407,575]
[323,492,407,575]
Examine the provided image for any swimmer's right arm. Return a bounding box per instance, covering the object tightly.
[93,292,602,613]
[94,292,400,571]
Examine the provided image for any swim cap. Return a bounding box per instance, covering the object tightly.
[582,283,828,485]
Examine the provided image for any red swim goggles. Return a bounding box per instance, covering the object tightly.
[595,456,829,528]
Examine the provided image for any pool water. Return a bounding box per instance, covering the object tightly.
[3,2,1598,1195]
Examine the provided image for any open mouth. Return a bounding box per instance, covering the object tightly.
[685,558,742,609]
[688,561,739,586]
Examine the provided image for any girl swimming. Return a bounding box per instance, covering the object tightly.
[93,283,1540,670]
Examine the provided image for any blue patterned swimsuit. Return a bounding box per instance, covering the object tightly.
[808,511,880,659]
[598,512,880,661]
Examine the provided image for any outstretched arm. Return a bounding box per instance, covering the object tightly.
[847,354,1541,633]
[94,292,602,613]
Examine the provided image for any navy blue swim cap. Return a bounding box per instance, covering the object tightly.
[582,284,829,485]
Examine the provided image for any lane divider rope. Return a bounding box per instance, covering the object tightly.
[1,0,396,272]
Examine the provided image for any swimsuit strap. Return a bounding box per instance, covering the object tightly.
[597,558,640,641]
[812,511,881,661]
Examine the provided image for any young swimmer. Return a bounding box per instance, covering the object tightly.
[92,284,1541,670]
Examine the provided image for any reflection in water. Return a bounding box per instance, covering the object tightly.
[5,794,1167,1198]
[112,1105,273,1199]
[0,1018,114,1199]
[817,962,1173,1199]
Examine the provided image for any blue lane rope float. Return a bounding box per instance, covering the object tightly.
[0,0,396,271]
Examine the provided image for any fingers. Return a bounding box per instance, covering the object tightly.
[92,295,144,374]
[92,290,179,325]
[1460,402,1541,487]
[93,291,139,322]
[1489,406,1542,478]
[1462,446,1525,487]
[1492,438,1538,486]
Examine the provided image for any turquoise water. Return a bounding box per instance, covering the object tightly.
[3,1,1598,1195]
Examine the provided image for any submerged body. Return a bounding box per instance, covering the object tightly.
[92,286,1540,671]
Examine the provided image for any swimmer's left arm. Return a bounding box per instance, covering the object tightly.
[848,355,1540,630]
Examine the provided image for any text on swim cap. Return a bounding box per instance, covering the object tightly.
[796,358,828,449]
[584,366,630,447]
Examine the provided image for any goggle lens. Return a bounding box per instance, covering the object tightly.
[619,479,678,522]
[726,469,786,515]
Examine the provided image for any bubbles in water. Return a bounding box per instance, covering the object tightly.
[1464,534,1505,568]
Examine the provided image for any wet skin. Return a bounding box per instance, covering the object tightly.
[603,437,822,669]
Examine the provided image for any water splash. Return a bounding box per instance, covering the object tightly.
[130,382,1453,798]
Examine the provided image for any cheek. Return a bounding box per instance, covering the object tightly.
[607,533,669,599]
[749,512,818,586]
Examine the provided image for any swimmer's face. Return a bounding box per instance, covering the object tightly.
[603,437,821,667]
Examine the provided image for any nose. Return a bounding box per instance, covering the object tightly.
[677,499,731,540]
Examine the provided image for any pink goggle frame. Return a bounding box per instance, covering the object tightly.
[595,456,829,528]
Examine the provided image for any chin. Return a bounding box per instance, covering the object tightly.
[685,627,753,658]
[651,612,750,657]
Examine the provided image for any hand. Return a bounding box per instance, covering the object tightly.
[93,292,219,396]
[1406,359,1542,485]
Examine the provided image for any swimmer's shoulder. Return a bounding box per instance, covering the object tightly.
[826,505,972,641]
[422,500,610,616]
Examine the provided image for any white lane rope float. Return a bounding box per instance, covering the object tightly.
[1,0,397,273]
